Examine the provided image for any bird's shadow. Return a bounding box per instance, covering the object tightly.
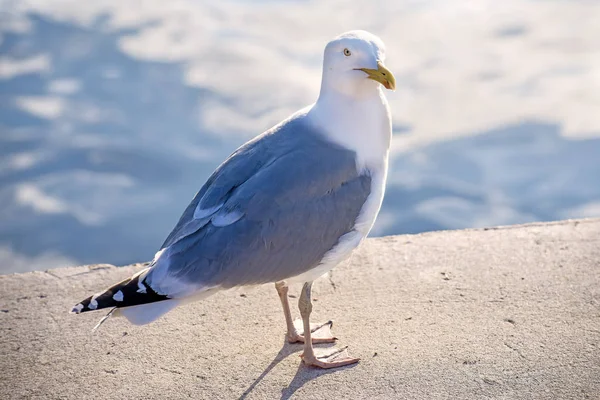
[279,359,356,400]
[237,340,357,400]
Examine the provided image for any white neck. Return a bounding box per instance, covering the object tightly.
[306,86,392,172]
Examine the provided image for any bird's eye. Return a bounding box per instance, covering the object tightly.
[343,48,351,57]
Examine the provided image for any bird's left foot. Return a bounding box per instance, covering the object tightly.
[287,320,337,344]
[301,346,360,369]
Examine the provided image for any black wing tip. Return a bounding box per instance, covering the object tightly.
[71,303,85,314]
[71,274,169,315]
[70,293,98,314]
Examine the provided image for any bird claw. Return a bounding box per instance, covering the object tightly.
[287,320,337,344]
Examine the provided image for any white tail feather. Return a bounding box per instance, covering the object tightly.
[114,299,181,325]
[91,287,221,328]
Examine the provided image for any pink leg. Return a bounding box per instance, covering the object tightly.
[298,281,359,369]
[275,281,336,344]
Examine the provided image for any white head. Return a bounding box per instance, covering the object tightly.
[320,30,396,98]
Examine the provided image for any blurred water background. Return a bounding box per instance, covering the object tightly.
[1,0,599,273]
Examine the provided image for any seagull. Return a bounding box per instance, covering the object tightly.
[72,30,395,369]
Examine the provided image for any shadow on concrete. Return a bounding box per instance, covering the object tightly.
[279,360,358,400]
[237,341,301,400]
[237,340,356,400]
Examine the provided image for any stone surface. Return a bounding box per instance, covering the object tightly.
[1,219,599,399]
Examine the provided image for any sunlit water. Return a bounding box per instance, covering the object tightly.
[1,1,599,273]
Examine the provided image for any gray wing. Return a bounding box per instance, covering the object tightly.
[160,133,271,249]
[148,116,372,294]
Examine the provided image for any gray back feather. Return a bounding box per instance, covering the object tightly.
[152,112,372,289]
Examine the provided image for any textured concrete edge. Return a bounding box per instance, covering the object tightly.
[1,217,599,400]
[2,217,598,278]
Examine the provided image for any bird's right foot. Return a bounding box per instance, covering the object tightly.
[301,346,360,369]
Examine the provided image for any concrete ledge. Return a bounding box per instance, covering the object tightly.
[1,219,599,399]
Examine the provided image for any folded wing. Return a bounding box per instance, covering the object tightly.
[147,116,372,297]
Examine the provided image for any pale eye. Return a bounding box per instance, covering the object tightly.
[343,48,351,57]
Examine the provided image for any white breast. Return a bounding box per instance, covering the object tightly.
[307,89,391,170]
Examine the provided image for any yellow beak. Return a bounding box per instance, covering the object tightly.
[355,61,396,91]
